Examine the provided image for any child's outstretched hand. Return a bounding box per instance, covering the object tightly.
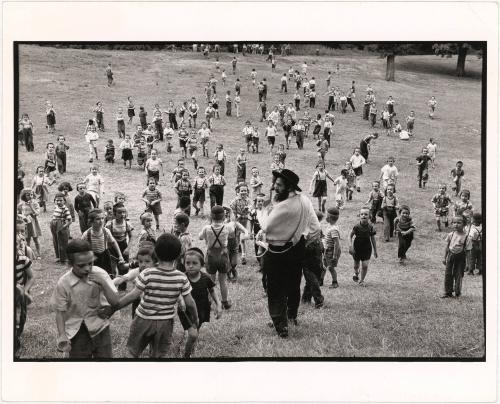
[57,336,71,353]
[97,305,115,319]
[442,259,447,266]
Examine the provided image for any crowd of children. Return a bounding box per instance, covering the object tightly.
[14,47,482,357]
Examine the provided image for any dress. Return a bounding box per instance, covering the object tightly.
[312,170,328,197]
[352,222,376,261]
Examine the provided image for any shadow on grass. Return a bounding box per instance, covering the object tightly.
[396,57,482,80]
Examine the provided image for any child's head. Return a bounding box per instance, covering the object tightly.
[451,215,466,232]
[340,169,348,178]
[316,160,325,170]
[239,148,245,155]
[148,177,157,189]
[372,181,380,191]
[422,147,428,155]
[430,137,434,143]
[53,192,66,207]
[472,212,482,226]
[177,159,185,168]
[114,192,126,204]
[179,196,191,210]
[236,183,249,198]
[439,184,447,194]
[255,193,266,209]
[107,139,114,145]
[197,166,206,177]
[113,202,127,220]
[278,144,285,151]
[226,90,230,95]
[90,165,99,175]
[386,184,395,196]
[184,247,205,276]
[399,205,411,218]
[66,240,94,278]
[136,242,157,271]
[273,154,280,163]
[155,233,181,263]
[211,205,225,223]
[252,167,259,177]
[57,135,65,143]
[57,181,73,194]
[36,166,45,175]
[140,212,154,228]
[88,209,105,229]
[217,143,223,150]
[326,207,339,224]
[387,156,395,166]
[174,213,190,233]
[460,189,471,201]
[354,148,360,156]
[16,215,26,235]
[76,183,86,194]
[46,142,55,152]
[103,201,113,216]
[181,169,190,180]
[150,149,158,158]
[359,207,370,223]
[456,160,463,168]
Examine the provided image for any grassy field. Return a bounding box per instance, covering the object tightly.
[17,45,484,359]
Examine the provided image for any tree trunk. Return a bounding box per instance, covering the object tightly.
[385,54,395,81]
[456,46,467,77]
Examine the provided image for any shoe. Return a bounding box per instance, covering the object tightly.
[352,274,359,282]
[55,258,60,263]
[222,301,232,310]
[231,269,238,281]
[357,187,361,192]
[241,257,247,265]
[314,297,325,308]
[278,328,289,338]
[330,282,339,289]
[440,294,452,298]
[358,280,366,287]
[267,321,275,328]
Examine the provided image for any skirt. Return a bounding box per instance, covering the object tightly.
[26,216,42,238]
[312,179,327,197]
[353,237,372,262]
[122,148,133,161]
[128,108,135,118]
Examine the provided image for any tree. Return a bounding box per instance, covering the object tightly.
[432,42,482,77]
[365,44,420,82]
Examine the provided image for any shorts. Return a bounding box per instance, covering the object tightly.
[146,202,162,216]
[435,208,449,219]
[353,166,363,176]
[127,316,174,358]
[252,137,260,145]
[267,136,275,147]
[206,248,229,274]
[179,139,187,150]
[193,188,206,204]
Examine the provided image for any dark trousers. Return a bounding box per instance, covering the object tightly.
[94,250,113,276]
[310,98,316,108]
[209,185,224,208]
[295,99,300,111]
[154,121,163,141]
[328,96,335,111]
[347,97,355,111]
[50,220,70,261]
[23,128,34,152]
[57,152,67,174]
[418,168,428,187]
[296,133,304,149]
[444,251,466,296]
[216,160,225,175]
[168,113,178,129]
[397,233,413,258]
[78,211,90,234]
[468,245,482,273]
[301,239,323,304]
[363,104,370,120]
[263,237,305,333]
[281,82,287,93]
[70,323,112,359]
[96,112,104,131]
[383,208,397,240]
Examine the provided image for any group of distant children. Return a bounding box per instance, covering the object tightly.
[15,51,482,358]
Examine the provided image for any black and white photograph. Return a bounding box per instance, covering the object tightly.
[2,2,498,402]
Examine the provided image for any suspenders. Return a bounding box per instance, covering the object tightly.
[210,225,225,249]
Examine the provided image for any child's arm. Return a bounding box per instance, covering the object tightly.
[55,311,71,351]
[443,235,451,265]
[107,232,124,265]
[349,230,355,255]
[309,174,316,194]
[114,267,139,286]
[87,271,120,306]
[184,293,199,329]
[236,221,249,238]
[115,286,142,310]
[365,193,373,204]
[370,235,378,258]
[208,287,222,319]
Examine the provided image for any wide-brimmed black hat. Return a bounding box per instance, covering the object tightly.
[272,169,301,192]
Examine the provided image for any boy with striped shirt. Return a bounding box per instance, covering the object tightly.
[116,233,198,358]
[50,193,73,264]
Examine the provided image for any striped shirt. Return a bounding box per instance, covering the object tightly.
[324,224,340,252]
[16,255,31,286]
[81,228,112,254]
[135,267,192,320]
[142,188,162,203]
[52,205,72,221]
[106,219,133,243]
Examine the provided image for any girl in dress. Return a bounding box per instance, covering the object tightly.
[349,207,378,286]
[31,166,54,212]
[119,134,134,169]
[309,161,335,213]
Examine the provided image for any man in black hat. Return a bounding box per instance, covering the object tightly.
[258,169,320,338]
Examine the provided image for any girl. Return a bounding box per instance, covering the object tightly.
[93,101,105,131]
[106,202,134,290]
[167,100,178,129]
[44,143,58,181]
[136,212,157,245]
[119,134,134,169]
[127,96,135,125]
[333,169,348,209]
[349,207,378,286]
[394,205,415,264]
[142,177,162,230]
[309,161,335,213]
[55,135,69,175]
[270,153,284,172]
[192,166,208,217]
[46,101,56,134]
[84,119,99,162]
[50,193,72,263]
[381,184,399,242]
[84,165,104,207]
[235,148,247,183]
[145,149,164,184]
[349,148,366,192]
[188,97,200,128]
[163,122,175,153]
[31,166,54,212]
[17,190,42,259]
[428,96,437,119]
[187,130,199,170]
[208,165,226,208]
[225,91,232,116]
[19,113,34,151]
[265,120,278,156]
[174,169,193,212]
[116,107,126,138]
[214,144,227,176]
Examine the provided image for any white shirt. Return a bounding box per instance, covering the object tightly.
[380,164,399,182]
[350,154,366,169]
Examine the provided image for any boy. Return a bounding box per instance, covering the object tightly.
[416,148,431,188]
[451,161,465,196]
[324,207,341,288]
[365,181,384,223]
[15,241,34,355]
[379,156,398,191]
[432,185,453,231]
[467,213,482,275]
[249,167,263,202]
[117,234,198,358]
[229,183,253,265]
[199,206,232,309]
[51,239,119,358]
[172,213,192,273]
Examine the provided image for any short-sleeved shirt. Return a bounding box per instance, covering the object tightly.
[106,220,133,243]
[135,267,192,320]
[200,224,229,250]
[190,272,216,315]
[142,188,162,203]
[324,224,341,251]
[82,227,113,254]
[446,231,473,254]
[380,164,398,182]
[145,158,162,172]
[52,205,72,221]
[352,222,376,240]
[50,267,117,339]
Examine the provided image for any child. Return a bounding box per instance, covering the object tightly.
[249,193,266,274]
[17,189,42,259]
[199,206,232,309]
[84,165,104,207]
[392,119,402,137]
[166,100,178,130]
[134,137,147,167]
[74,183,96,234]
[454,190,473,219]
[174,169,193,213]
[151,107,164,141]
[316,134,329,164]
[224,206,249,280]
[365,181,384,223]
[349,148,366,192]
[249,167,263,201]
[441,215,472,298]
[381,106,391,131]
[294,91,301,111]
[323,207,341,288]
[171,159,186,184]
[379,156,399,191]
[84,120,99,162]
[270,153,284,172]
[31,166,53,212]
[214,144,227,175]
[106,203,134,290]
[46,101,56,134]
[381,183,399,242]
[93,101,105,131]
[119,134,134,169]
[309,161,335,213]
[103,201,114,225]
[163,122,175,153]
[277,144,287,166]
[192,166,209,217]
[229,183,252,265]
[116,107,126,138]
[208,164,226,208]
[142,177,162,230]
[188,98,200,129]
[333,169,348,209]
[139,106,147,130]
[116,234,198,358]
[236,148,247,183]
[427,138,438,168]
[369,103,378,127]
[145,149,164,184]
[82,209,124,275]
[137,212,157,245]
[178,247,222,358]
[432,185,453,231]
[406,111,416,136]
[231,56,237,74]
[127,96,135,125]
[252,125,260,153]
[251,68,257,86]
[281,73,287,93]
[282,117,293,149]
[339,92,347,113]
[451,161,465,196]
[349,207,378,286]
[322,116,332,147]
[428,96,437,119]
[184,131,198,170]
[225,91,232,116]
[172,213,193,273]
[416,148,431,188]
[45,143,58,180]
[258,99,267,122]
[265,120,278,155]
[242,120,255,152]
[105,139,115,164]
[19,113,34,152]
[51,239,119,358]
[198,121,211,157]
[234,94,241,118]
[178,124,189,159]
[221,69,227,86]
[55,135,69,175]
[50,192,73,263]
[359,133,378,163]
[394,205,415,264]
[467,213,482,275]
[15,243,34,355]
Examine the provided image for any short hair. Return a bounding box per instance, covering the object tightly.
[457,160,463,165]
[472,212,482,222]
[399,205,411,214]
[53,192,66,202]
[256,193,266,198]
[211,205,225,221]
[88,209,103,223]
[19,189,33,202]
[113,202,125,214]
[184,247,205,267]
[155,233,181,262]
[140,212,154,225]
[57,181,73,192]
[452,215,466,225]
[147,177,157,185]
[460,189,471,198]
[315,210,324,222]
[66,239,93,260]
[136,242,157,261]
[175,212,190,227]
[327,207,340,216]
